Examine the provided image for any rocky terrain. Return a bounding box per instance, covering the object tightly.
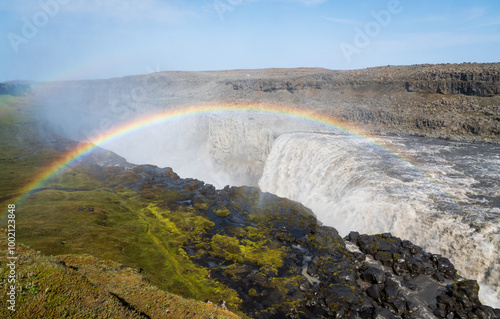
[32,62,500,143]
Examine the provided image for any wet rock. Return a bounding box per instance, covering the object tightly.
[388,300,406,316]
[276,232,296,243]
[436,257,457,279]
[401,240,413,249]
[408,257,424,275]
[299,281,310,292]
[433,307,447,318]
[479,305,497,318]
[374,251,394,267]
[372,307,397,319]
[392,258,407,276]
[366,284,383,303]
[384,285,399,301]
[353,251,366,262]
[192,194,208,205]
[358,235,380,255]
[406,301,419,313]
[335,270,357,286]
[432,279,493,319]
[432,272,446,283]
[346,231,359,243]
[455,280,481,306]
[306,263,319,279]
[422,262,435,275]
[199,184,216,196]
[437,294,454,310]
[362,267,386,284]
[326,284,360,305]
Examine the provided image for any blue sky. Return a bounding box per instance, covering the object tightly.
[1,0,499,82]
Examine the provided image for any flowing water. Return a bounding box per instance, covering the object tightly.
[258,132,500,307]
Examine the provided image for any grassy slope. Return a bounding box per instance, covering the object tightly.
[0,96,55,197]
[0,96,242,317]
[0,230,239,319]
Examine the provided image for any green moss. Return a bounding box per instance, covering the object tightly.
[194,202,209,210]
[259,265,278,277]
[214,208,231,217]
[211,234,242,259]
[450,279,480,298]
[209,234,287,268]
[244,226,265,241]
[248,288,258,297]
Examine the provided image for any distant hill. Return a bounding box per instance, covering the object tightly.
[0,81,33,96]
[18,62,499,143]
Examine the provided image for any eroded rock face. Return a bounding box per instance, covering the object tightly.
[404,65,500,97]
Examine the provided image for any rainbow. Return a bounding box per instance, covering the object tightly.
[13,103,415,205]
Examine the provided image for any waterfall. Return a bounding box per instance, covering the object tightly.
[259,132,500,307]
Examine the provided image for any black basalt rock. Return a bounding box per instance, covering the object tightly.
[362,267,386,284]
[137,172,500,319]
[344,232,500,319]
[436,257,458,279]
[366,284,383,303]
[373,307,397,319]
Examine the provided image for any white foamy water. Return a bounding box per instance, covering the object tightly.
[259,132,500,308]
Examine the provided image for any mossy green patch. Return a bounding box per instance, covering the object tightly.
[194,202,210,210]
[213,207,231,217]
[209,234,287,268]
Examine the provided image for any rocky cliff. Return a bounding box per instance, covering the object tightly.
[219,64,500,141]
[224,63,500,97]
[26,63,500,145]
[403,63,500,96]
